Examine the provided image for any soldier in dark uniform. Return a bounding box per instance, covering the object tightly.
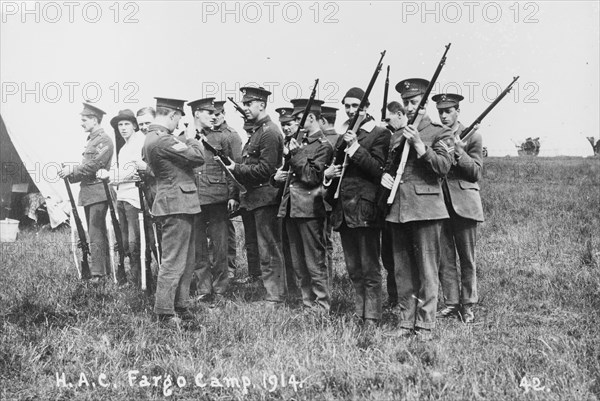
[187,97,238,305]
[380,101,408,309]
[142,97,205,325]
[214,100,243,280]
[432,93,484,324]
[273,99,333,311]
[225,87,286,306]
[59,103,114,283]
[319,106,339,281]
[380,79,454,339]
[327,87,391,327]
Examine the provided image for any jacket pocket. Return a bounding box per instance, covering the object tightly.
[179,183,197,193]
[458,180,480,191]
[359,193,377,221]
[414,184,441,195]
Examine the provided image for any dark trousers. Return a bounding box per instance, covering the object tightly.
[84,201,110,277]
[154,213,196,315]
[242,212,261,278]
[391,220,443,330]
[117,201,141,287]
[439,214,478,305]
[281,220,300,295]
[339,225,382,320]
[325,211,334,282]
[227,219,237,272]
[241,205,286,302]
[285,217,329,310]
[194,203,230,295]
[380,222,396,304]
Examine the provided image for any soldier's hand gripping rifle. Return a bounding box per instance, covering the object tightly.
[332,50,387,200]
[382,43,451,207]
[63,177,92,280]
[459,76,520,142]
[281,78,319,171]
[381,65,390,122]
[101,177,127,285]
[201,139,247,194]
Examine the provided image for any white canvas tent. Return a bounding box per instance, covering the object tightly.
[537,134,595,157]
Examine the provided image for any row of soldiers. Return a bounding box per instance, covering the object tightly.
[58,78,483,339]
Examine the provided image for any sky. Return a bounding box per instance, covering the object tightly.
[1,0,599,199]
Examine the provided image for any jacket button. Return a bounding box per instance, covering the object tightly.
[400,180,404,184]
[290,184,293,187]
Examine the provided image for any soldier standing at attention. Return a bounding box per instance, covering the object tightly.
[213,100,243,280]
[59,103,114,283]
[432,93,484,324]
[328,87,391,327]
[225,87,286,307]
[187,97,237,306]
[380,79,454,339]
[273,99,333,311]
[143,97,205,325]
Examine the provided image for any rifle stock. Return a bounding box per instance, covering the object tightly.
[63,177,92,280]
[101,178,127,285]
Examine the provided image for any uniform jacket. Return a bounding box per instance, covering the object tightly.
[69,127,115,207]
[385,115,454,224]
[189,126,238,206]
[330,117,391,229]
[443,122,484,222]
[142,124,205,217]
[233,115,283,211]
[276,130,334,218]
[216,122,243,163]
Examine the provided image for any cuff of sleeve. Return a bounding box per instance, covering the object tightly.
[323,176,333,187]
[417,145,429,159]
[345,141,360,158]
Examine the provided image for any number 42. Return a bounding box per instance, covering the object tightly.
[520,376,548,393]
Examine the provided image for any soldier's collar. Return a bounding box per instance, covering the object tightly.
[304,130,324,144]
[148,123,172,134]
[87,126,104,141]
[254,115,271,127]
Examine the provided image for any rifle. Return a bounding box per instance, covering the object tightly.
[227,97,248,120]
[201,138,247,194]
[101,178,128,285]
[460,76,520,142]
[332,50,387,200]
[282,78,320,171]
[136,180,156,293]
[381,65,390,122]
[383,43,452,207]
[63,177,92,280]
[138,173,161,270]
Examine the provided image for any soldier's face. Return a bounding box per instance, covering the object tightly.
[386,111,408,131]
[438,107,459,128]
[243,100,263,120]
[403,95,423,120]
[118,120,135,140]
[137,113,154,134]
[214,112,225,126]
[343,97,361,119]
[197,110,215,129]
[282,121,298,137]
[81,115,97,133]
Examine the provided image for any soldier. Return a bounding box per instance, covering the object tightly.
[142,97,204,325]
[319,106,339,281]
[380,79,454,339]
[432,93,484,324]
[58,103,114,283]
[273,99,333,311]
[107,109,147,288]
[327,87,391,327]
[225,86,286,306]
[213,100,243,280]
[380,101,408,308]
[187,97,237,306]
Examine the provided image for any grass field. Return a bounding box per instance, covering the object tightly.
[1,156,599,401]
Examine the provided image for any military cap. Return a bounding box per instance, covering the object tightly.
[321,106,338,120]
[214,100,226,114]
[275,107,294,123]
[80,102,106,119]
[110,109,138,130]
[154,97,187,116]
[342,87,368,105]
[290,98,324,117]
[240,86,271,103]
[188,97,217,113]
[432,93,464,109]
[395,78,429,99]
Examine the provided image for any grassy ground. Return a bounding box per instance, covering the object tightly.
[1,156,599,401]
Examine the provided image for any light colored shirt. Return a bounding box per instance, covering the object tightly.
[113,130,145,209]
